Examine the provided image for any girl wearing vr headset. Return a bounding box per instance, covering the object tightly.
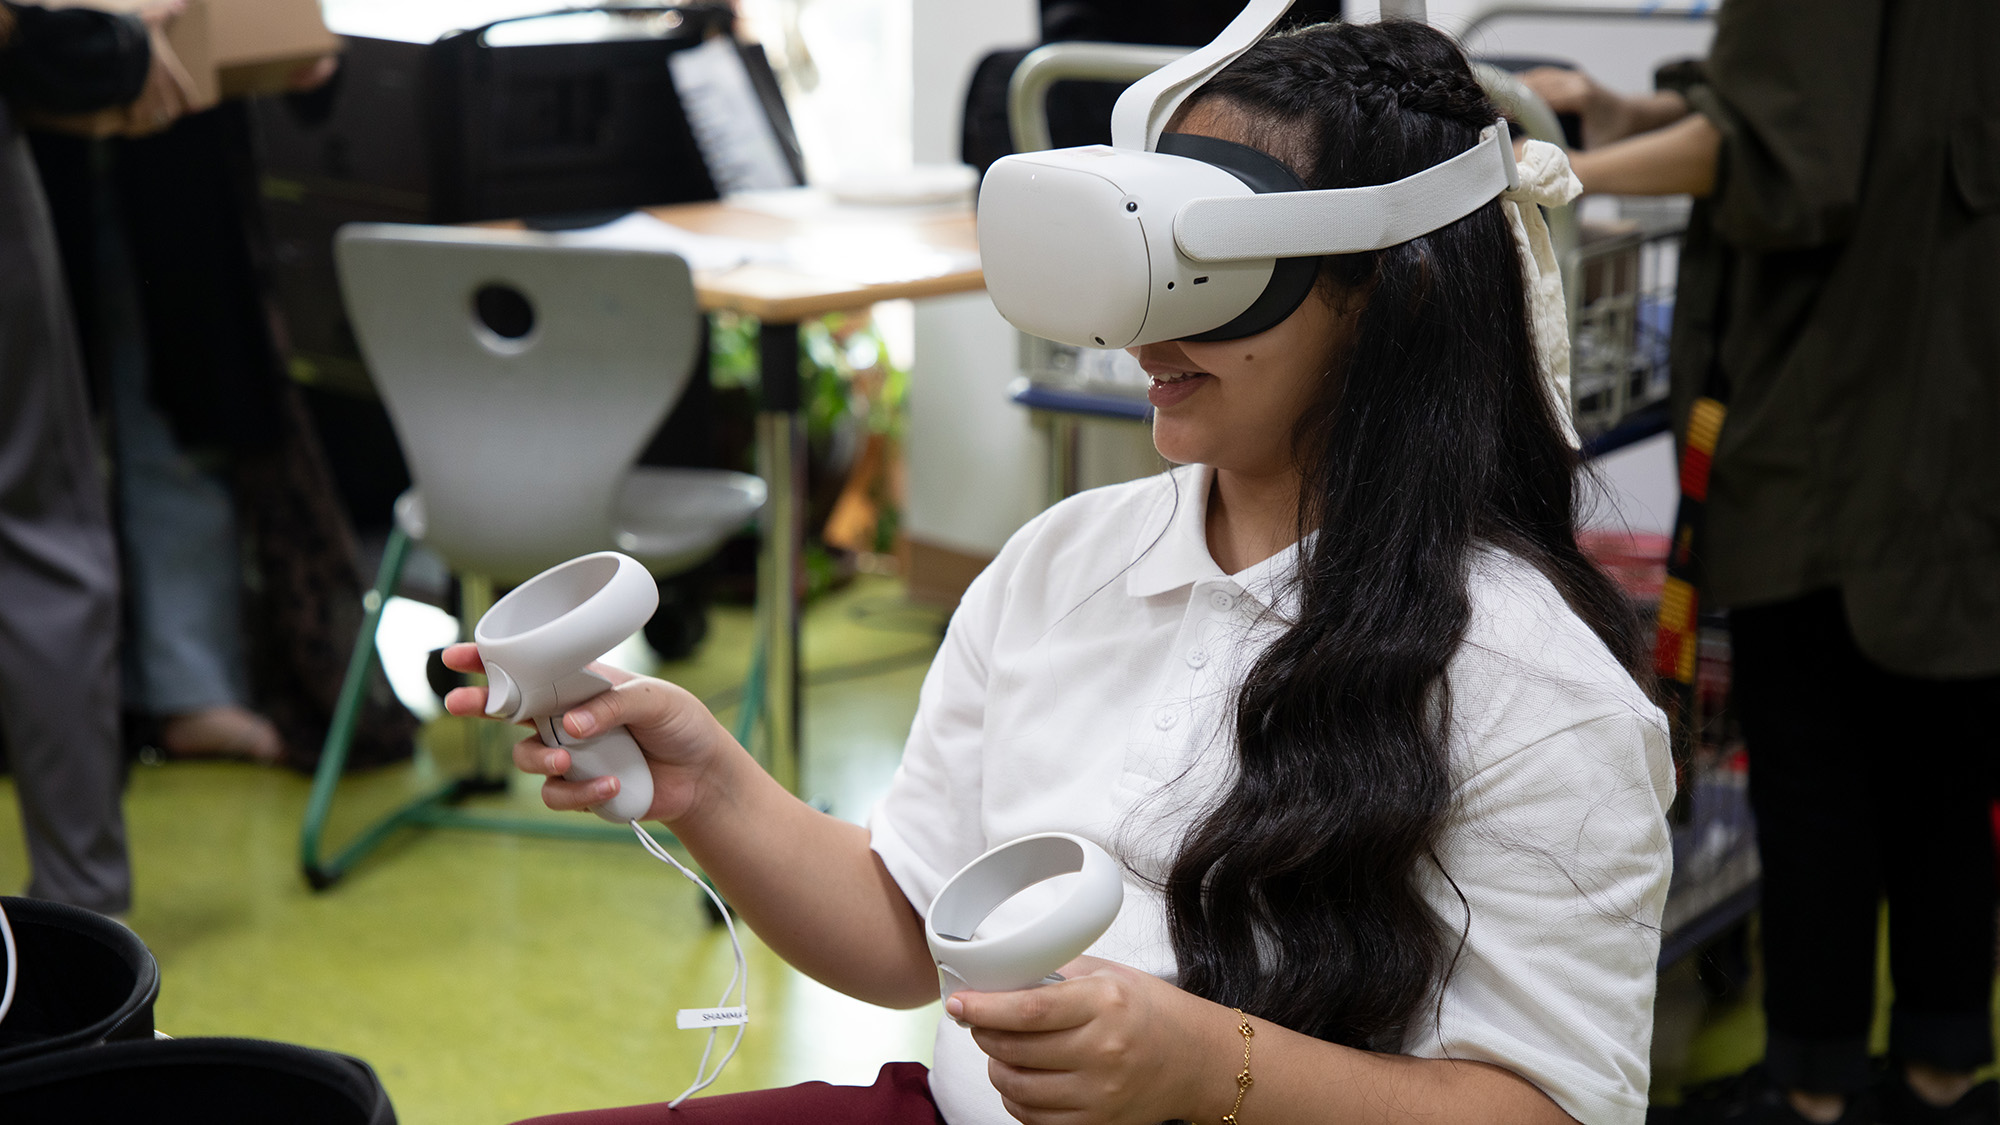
[450,17,1669,1125]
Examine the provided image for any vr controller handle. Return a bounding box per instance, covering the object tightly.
[531,715,654,824]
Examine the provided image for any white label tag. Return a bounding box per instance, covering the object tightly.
[677,1007,749,1030]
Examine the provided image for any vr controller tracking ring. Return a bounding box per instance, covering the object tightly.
[925,833,1126,1009]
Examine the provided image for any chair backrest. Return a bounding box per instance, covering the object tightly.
[335,224,700,582]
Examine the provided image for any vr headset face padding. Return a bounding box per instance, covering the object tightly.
[1156,132,1324,342]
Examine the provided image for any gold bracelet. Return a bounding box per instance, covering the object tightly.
[1220,1008,1254,1125]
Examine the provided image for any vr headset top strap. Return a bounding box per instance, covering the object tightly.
[1108,0,1297,152]
[1176,122,1520,262]
[1108,0,1435,153]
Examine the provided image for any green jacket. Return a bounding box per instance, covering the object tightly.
[1670,0,2000,676]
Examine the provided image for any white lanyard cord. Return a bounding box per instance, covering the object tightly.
[630,820,748,1107]
[0,898,15,1028]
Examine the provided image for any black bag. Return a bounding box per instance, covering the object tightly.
[0,1036,396,1123]
[0,897,157,1066]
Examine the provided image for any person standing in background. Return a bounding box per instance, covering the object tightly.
[32,99,288,765]
[27,33,404,774]
[1526,3,2000,1123]
[0,0,189,915]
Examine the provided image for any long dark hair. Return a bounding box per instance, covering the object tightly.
[1162,21,1649,1051]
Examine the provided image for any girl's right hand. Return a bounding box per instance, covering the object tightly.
[439,642,738,825]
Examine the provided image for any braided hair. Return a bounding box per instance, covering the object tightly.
[1159,20,1648,1051]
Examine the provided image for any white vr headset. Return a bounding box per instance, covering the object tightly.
[976,0,1517,350]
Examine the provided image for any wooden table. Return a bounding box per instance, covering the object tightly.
[644,190,982,793]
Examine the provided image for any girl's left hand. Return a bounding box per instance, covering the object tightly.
[947,956,1237,1125]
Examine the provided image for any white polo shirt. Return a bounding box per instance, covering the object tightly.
[869,466,1673,1125]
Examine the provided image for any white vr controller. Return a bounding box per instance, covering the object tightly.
[475,551,658,823]
[926,833,1125,1009]
[477,556,1125,1006]
[977,0,1512,350]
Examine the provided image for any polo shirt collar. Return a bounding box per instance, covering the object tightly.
[1124,466,1306,619]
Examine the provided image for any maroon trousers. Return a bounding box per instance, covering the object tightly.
[514,1062,944,1125]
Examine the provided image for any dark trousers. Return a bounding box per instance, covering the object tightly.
[1730,590,2000,1094]
[0,106,130,915]
[513,1062,942,1125]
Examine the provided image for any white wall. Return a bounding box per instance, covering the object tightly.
[905,0,1045,557]
[910,1,1036,165]
[1582,431,1679,535]
[904,294,1046,557]
[1355,0,1719,94]
[738,0,915,181]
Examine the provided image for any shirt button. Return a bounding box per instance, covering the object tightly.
[1209,591,1236,612]
[1154,709,1179,731]
[1187,649,1209,669]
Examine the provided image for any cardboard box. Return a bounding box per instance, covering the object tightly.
[200,0,340,100]
[31,0,339,134]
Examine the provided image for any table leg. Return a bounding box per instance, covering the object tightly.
[756,320,804,793]
[1045,413,1081,508]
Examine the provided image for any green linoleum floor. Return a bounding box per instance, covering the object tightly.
[3,570,1989,1119]
[0,574,945,1123]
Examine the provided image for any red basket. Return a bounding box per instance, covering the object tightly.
[1579,529,1671,604]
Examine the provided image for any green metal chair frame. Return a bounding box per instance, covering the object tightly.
[298,525,768,889]
[302,529,636,887]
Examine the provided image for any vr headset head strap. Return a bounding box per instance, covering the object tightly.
[1175,122,1519,262]
[1108,0,1297,152]
[1156,133,1324,341]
